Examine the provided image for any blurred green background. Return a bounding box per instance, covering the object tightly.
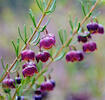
[0,0,105,100]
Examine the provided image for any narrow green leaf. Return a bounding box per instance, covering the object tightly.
[58,30,64,44]
[18,26,25,43]
[81,1,86,16]
[46,0,56,14]
[36,0,43,12]
[0,71,5,81]
[12,41,17,56]
[50,0,56,12]
[29,9,37,27]
[1,57,6,72]
[66,37,73,47]
[31,31,40,44]
[54,52,66,61]
[24,25,27,44]
[88,12,92,18]
[35,38,40,46]
[77,22,81,32]
[69,18,74,31]
[40,18,50,32]
[6,64,8,70]
[16,39,20,57]
[30,26,33,35]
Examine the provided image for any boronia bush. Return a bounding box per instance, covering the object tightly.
[0,0,104,100]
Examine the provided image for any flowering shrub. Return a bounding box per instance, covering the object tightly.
[0,0,104,100]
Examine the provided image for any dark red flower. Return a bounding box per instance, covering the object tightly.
[78,32,91,43]
[22,62,38,77]
[66,51,84,62]
[21,49,35,61]
[39,34,55,49]
[87,22,98,33]
[36,51,50,63]
[98,24,104,34]
[83,41,97,53]
[2,76,15,88]
[40,80,55,92]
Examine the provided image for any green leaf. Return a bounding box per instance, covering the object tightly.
[12,41,17,56]
[6,64,8,70]
[29,9,37,27]
[1,57,6,72]
[54,51,66,61]
[24,25,27,44]
[66,37,73,47]
[34,38,40,46]
[77,22,81,32]
[58,29,64,44]
[36,0,43,12]
[81,1,86,16]
[40,18,50,32]
[16,39,20,57]
[88,12,92,18]
[18,26,25,43]
[69,17,74,31]
[46,0,56,14]
[30,26,33,35]
[31,31,40,44]
[0,71,5,81]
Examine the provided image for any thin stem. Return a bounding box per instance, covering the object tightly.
[0,0,53,83]
[27,0,99,90]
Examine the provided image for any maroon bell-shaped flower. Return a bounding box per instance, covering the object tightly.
[39,34,56,49]
[45,80,54,91]
[66,51,84,62]
[22,62,38,77]
[87,22,98,33]
[78,32,91,43]
[98,24,104,34]
[40,80,54,92]
[36,51,50,63]
[2,74,15,88]
[83,41,97,53]
[21,49,35,61]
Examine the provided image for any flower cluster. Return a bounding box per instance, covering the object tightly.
[21,30,55,77]
[66,21,104,62]
[2,73,21,90]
